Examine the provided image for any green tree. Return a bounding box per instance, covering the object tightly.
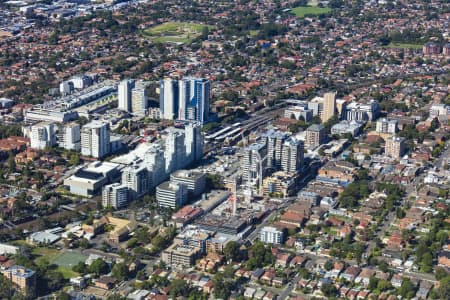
[321,283,337,297]
[111,263,128,281]
[398,278,416,299]
[69,153,80,166]
[169,279,190,297]
[88,258,109,276]
[7,153,16,172]
[224,241,241,262]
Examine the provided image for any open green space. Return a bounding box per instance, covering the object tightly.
[52,251,87,268]
[33,247,60,264]
[142,22,213,44]
[33,248,87,279]
[57,266,78,279]
[385,42,422,49]
[292,6,331,17]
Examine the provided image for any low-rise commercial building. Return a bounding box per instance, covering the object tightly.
[64,161,121,197]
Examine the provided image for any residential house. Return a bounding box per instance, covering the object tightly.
[340,266,361,281]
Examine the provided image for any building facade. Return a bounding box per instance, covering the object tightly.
[118,79,134,112]
[81,121,110,158]
[121,164,149,200]
[160,77,210,124]
[156,181,188,209]
[102,183,129,209]
[30,122,56,150]
[385,136,406,159]
[58,122,81,151]
[305,124,325,148]
[322,92,336,122]
[376,118,398,134]
[281,138,304,173]
[131,88,148,115]
[260,226,285,244]
[170,170,206,197]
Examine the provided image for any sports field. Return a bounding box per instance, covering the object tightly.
[292,6,332,17]
[142,22,212,44]
[385,42,422,49]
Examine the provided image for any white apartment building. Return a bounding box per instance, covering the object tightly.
[81,120,110,158]
[281,138,304,173]
[58,122,81,151]
[121,164,149,200]
[156,181,188,209]
[118,79,134,112]
[131,87,148,115]
[165,129,186,174]
[30,121,56,150]
[185,122,203,164]
[260,226,285,244]
[376,118,398,134]
[102,183,129,209]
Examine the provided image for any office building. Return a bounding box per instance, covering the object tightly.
[30,121,56,150]
[185,122,203,163]
[102,183,129,209]
[131,87,148,115]
[322,92,336,122]
[121,164,149,199]
[345,100,380,122]
[305,124,325,148]
[118,79,134,112]
[385,136,406,159]
[265,130,288,170]
[81,120,110,158]
[160,78,179,120]
[165,129,186,174]
[156,181,188,209]
[376,118,398,134]
[1,266,36,297]
[58,122,81,151]
[170,170,206,197]
[260,226,285,244]
[281,138,304,173]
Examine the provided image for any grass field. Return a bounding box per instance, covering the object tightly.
[33,248,87,279]
[142,22,213,44]
[386,42,422,49]
[292,6,332,17]
[52,251,87,268]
